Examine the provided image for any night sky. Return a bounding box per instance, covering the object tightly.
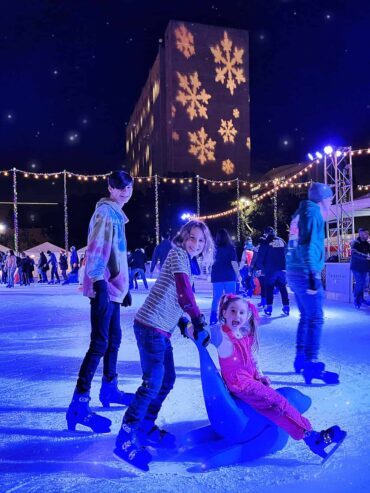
[2,0,370,177]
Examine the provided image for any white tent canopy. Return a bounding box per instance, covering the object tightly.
[24,241,64,258]
[77,246,87,257]
[0,244,10,253]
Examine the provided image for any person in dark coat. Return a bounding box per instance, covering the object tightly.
[47,250,60,284]
[130,248,149,289]
[37,252,48,283]
[150,233,172,274]
[210,228,241,324]
[350,228,370,308]
[255,226,290,316]
[59,251,68,282]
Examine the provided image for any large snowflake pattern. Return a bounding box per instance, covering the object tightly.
[188,127,216,165]
[210,31,246,95]
[222,159,235,175]
[176,72,212,120]
[218,119,238,143]
[174,24,195,59]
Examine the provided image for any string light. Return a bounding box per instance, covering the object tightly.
[154,175,159,245]
[196,175,200,217]
[12,168,19,253]
[63,170,69,254]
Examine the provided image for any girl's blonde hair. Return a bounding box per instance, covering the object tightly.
[172,220,214,267]
[218,294,260,351]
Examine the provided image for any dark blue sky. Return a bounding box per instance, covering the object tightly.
[1,0,369,175]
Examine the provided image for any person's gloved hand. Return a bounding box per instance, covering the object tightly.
[121,291,132,307]
[93,280,110,313]
[178,316,190,339]
[307,272,321,294]
[191,314,210,347]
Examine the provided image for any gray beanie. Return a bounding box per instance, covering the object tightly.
[308,182,333,203]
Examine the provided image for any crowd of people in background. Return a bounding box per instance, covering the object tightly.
[0,246,82,287]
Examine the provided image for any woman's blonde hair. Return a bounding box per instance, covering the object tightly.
[172,220,214,267]
[218,294,260,351]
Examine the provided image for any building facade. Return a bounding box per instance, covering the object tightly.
[126,20,250,180]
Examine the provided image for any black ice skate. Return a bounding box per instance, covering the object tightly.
[66,390,111,433]
[304,426,347,463]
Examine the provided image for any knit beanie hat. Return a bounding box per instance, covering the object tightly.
[308,182,333,203]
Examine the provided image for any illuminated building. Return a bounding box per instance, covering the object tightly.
[126,20,250,180]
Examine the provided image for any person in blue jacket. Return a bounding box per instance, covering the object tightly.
[286,182,338,385]
[350,228,370,309]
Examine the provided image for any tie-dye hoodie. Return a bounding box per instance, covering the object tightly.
[82,197,129,303]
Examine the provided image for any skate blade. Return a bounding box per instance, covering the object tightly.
[113,449,150,472]
[321,432,347,464]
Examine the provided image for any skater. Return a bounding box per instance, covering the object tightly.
[5,250,17,288]
[47,250,60,284]
[255,227,290,316]
[114,220,214,471]
[129,248,149,289]
[37,252,48,283]
[59,251,68,282]
[286,182,339,384]
[249,232,268,308]
[66,170,133,434]
[150,232,172,274]
[350,228,370,309]
[204,294,346,460]
[209,228,241,325]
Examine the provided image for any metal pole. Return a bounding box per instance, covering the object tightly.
[273,182,278,234]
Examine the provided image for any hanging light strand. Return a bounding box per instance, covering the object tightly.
[236,178,240,242]
[196,175,200,217]
[154,174,160,245]
[63,170,69,254]
[12,167,19,253]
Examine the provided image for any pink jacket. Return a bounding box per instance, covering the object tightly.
[218,324,312,440]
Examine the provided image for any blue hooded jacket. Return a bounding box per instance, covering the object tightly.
[286,200,325,274]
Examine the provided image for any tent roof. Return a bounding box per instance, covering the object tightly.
[24,241,64,255]
[0,244,10,252]
[77,246,87,255]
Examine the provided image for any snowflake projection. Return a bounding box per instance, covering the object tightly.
[210,31,246,95]
[172,131,180,141]
[176,72,212,120]
[174,24,195,59]
[246,136,251,150]
[233,108,240,118]
[218,119,238,143]
[222,159,235,175]
[188,127,216,165]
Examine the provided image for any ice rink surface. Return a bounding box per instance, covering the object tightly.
[0,280,369,493]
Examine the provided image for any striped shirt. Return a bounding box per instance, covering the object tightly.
[135,247,192,334]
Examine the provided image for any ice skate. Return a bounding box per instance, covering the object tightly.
[293,354,307,374]
[264,305,272,316]
[282,305,290,316]
[114,421,152,471]
[140,420,176,449]
[99,375,134,408]
[66,390,111,433]
[257,297,266,308]
[302,361,339,385]
[304,426,347,463]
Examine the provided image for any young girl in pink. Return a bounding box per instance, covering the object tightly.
[210,294,346,458]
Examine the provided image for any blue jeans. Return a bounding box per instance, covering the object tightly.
[76,300,122,393]
[211,281,237,313]
[352,270,368,304]
[287,272,324,360]
[130,268,148,289]
[124,322,176,428]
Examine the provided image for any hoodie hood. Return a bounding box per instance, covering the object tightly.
[95,198,128,223]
